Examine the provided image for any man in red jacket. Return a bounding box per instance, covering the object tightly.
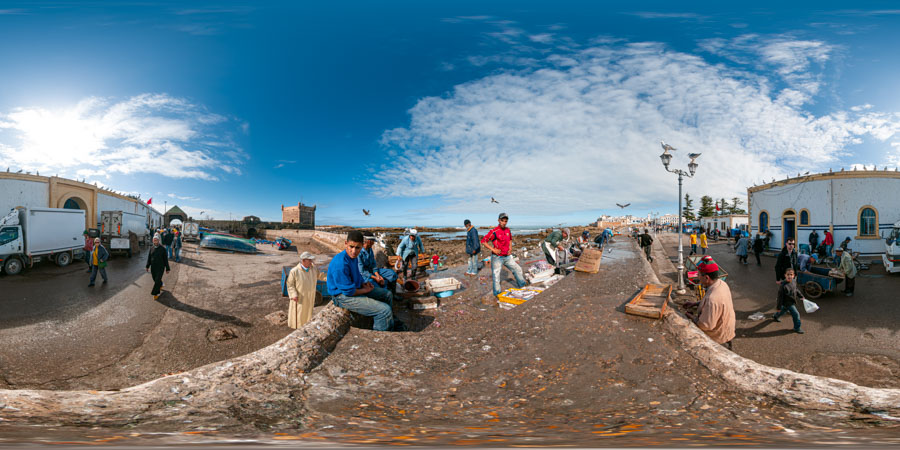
[481,213,526,296]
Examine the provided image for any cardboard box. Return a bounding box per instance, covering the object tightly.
[574,248,603,273]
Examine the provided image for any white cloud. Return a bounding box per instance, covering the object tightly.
[626,12,707,20]
[372,42,900,216]
[529,33,554,44]
[0,94,246,180]
[167,193,200,201]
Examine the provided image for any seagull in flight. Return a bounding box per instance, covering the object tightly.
[660,141,676,154]
[616,203,631,209]
[491,197,499,204]
[362,209,371,216]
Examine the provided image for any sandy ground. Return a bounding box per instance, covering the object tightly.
[0,238,335,390]
[653,232,900,389]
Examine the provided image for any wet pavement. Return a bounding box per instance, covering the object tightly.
[656,233,900,389]
[2,236,900,446]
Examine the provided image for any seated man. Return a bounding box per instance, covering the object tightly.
[359,231,398,293]
[686,261,736,350]
[327,230,399,331]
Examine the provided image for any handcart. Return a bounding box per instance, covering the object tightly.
[798,266,843,299]
[684,255,729,299]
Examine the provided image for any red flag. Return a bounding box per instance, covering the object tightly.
[147,197,152,205]
[715,202,720,211]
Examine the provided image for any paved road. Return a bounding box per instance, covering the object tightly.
[656,232,900,389]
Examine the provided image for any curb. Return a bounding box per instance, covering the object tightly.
[646,234,900,415]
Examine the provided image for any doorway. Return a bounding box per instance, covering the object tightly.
[782,209,796,246]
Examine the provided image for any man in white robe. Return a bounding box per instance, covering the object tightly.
[286,251,319,329]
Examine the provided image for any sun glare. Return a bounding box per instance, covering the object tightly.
[9,106,105,166]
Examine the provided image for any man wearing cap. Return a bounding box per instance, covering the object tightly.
[834,247,856,297]
[482,213,527,296]
[146,235,171,300]
[686,261,736,350]
[638,228,653,262]
[359,232,398,293]
[328,230,398,331]
[397,228,425,280]
[286,251,320,329]
[464,219,481,276]
[542,228,570,269]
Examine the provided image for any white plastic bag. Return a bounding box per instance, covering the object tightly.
[803,298,819,313]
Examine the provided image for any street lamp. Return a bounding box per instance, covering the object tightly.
[659,142,699,294]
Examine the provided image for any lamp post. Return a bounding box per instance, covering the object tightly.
[659,143,699,294]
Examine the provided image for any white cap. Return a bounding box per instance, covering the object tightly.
[299,251,316,260]
[409,228,418,235]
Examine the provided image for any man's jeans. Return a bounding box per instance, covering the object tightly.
[89,265,108,284]
[333,287,394,331]
[467,253,479,274]
[774,304,801,331]
[490,254,526,296]
[166,244,173,259]
[173,246,181,262]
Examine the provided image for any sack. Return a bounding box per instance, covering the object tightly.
[803,298,819,313]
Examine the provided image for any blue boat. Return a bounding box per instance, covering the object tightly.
[200,234,257,254]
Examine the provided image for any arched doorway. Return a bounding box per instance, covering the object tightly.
[782,209,796,246]
[63,197,86,210]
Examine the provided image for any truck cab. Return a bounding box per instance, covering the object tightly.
[883,221,900,274]
[0,224,25,274]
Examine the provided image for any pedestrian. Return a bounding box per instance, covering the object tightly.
[286,251,319,329]
[481,213,527,297]
[774,238,799,282]
[752,233,764,266]
[162,227,175,259]
[542,227,570,270]
[823,229,834,259]
[840,236,852,252]
[734,234,749,264]
[772,267,805,334]
[686,261,736,350]
[327,230,402,331]
[172,228,182,262]
[699,230,709,255]
[359,232,398,292]
[639,228,653,262]
[808,229,820,256]
[83,230,94,273]
[689,229,698,256]
[146,235,171,300]
[834,247,857,297]
[764,230,773,249]
[88,237,109,286]
[397,228,424,280]
[464,219,481,276]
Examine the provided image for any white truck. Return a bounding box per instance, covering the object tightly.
[182,222,200,242]
[883,220,900,274]
[0,207,85,275]
[100,210,148,257]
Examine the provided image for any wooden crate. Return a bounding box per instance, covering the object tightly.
[625,284,671,319]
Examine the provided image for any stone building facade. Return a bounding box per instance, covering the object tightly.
[281,202,316,227]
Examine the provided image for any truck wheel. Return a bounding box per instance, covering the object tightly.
[4,257,23,275]
[56,252,72,267]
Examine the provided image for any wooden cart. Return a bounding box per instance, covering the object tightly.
[798,266,843,299]
[685,255,729,299]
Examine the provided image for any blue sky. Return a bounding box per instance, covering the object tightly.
[2,1,900,226]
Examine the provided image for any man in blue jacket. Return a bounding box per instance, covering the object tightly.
[464,219,481,276]
[397,228,425,280]
[328,230,398,331]
[359,232,398,293]
[88,237,109,287]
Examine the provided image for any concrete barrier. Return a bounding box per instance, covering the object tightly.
[644,235,900,415]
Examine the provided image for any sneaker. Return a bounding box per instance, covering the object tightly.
[772,314,781,322]
[88,283,95,287]
[153,294,160,300]
[845,292,853,297]
[795,329,805,334]
[102,279,108,284]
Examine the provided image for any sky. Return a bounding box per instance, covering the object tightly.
[2,1,900,226]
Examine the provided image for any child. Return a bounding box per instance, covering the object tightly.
[431,254,440,272]
[773,267,805,334]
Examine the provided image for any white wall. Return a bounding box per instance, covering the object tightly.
[750,176,900,256]
[97,193,139,225]
[0,178,48,213]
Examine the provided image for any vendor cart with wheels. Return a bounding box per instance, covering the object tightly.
[684,255,729,299]
[798,266,843,299]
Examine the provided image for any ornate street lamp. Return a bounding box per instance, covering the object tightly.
[659,141,699,294]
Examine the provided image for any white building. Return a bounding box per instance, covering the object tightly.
[699,214,748,233]
[1,173,162,230]
[748,169,900,256]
